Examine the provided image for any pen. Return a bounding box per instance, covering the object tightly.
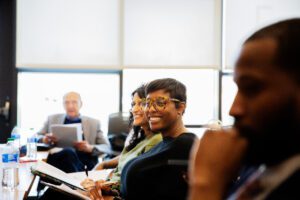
[84,165,89,177]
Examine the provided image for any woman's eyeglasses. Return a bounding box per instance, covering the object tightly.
[142,96,183,111]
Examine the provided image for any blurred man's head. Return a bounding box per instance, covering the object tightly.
[229,18,300,166]
[63,92,82,119]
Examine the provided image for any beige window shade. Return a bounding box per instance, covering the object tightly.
[17,0,221,70]
[124,0,221,68]
[122,69,218,125]
[225,0,300,69]
[17,0,120,69]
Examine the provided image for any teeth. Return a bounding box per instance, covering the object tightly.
[149,117,160,122]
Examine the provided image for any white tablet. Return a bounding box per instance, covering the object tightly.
[50,124,83,147]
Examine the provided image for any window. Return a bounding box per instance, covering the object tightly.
[122,69,218,125]
[17,0,222,138]
[15,0,300,140]
[225,0,300,69]
[17,72,120,136]
[221,74,236,126]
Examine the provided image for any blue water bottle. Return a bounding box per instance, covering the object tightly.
[11,127,21,150]
[1,138,19,189]
[26,135,37,160]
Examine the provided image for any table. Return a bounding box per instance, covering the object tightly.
[0,151,49,200]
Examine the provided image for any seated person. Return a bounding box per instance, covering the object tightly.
[38,91,109,172]
[91,84,162,187]
[89,78,197,200]
[188,18,300,200]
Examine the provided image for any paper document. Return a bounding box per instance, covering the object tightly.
[31,161,114,199]
[68,169,113,182]
[32,160,84,190]
[51,123,83,147]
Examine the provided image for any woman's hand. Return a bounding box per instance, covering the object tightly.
[95,162,105,170]
[81,179,120,200]
[81,178,96,189]
[89,181,104,200]
[81,179,104,200]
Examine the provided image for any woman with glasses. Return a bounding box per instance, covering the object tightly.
[82,84,162,198]
[94,84,162,182]
[119,78,197,200]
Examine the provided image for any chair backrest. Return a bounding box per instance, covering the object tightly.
[107,112,131,153]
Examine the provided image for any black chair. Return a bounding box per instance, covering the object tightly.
[106,112,131,158]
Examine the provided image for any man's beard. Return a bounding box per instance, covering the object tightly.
[241,127,299,166]
[237,102,300,167]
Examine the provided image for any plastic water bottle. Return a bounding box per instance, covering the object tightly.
[11,127,21,150]
[1,138,19,190]
[26,135,37,160]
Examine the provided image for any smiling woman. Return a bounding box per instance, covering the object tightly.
[120,78,197,200]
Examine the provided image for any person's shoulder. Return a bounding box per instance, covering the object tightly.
[178,132,197,141]
[144,134,163,148]
[48,113,65,120]
[173,132,197,147]
[149,133,163,143]
[267,168,300,199]
[81,115,100,123]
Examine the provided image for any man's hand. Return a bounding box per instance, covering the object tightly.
[188,128,248,200]
[74,141,94,153]
[42,133,57,145]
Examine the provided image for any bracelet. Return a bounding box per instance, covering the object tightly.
[113,196,123,200]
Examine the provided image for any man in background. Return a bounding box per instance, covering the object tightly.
[38,91,109,172]
[189,18,300,199]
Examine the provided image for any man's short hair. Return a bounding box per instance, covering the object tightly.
[145,78,187,107]
[245,18,300,83]
[63,91,82,104]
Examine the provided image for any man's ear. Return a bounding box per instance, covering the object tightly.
[79,100,83,108]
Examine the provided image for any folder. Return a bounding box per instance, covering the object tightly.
[50,124,83,147]
[30,161,113,199]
